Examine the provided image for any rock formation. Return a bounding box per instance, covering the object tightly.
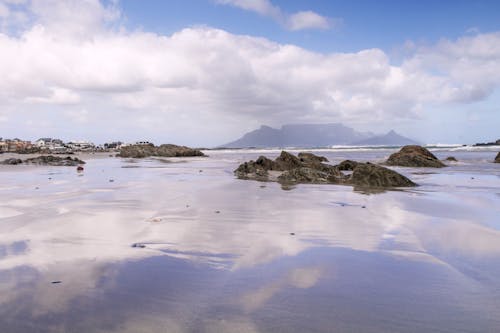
[235,151,416,189]
[350,163,416,187]
[118,144,205,158]
[274,151,303,170]
[474,139,500,147]
[1,155,85,166]
[278,167,333,184]
[234,156,276,181]
[386,145,446,168]
[1,158,23,165]
[495,152,500,163]
[337,160,358,171]
[445,156,457,162]
[24,156,85,166]
[297,152,328,163]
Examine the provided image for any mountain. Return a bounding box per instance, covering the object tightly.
[221,125,417,148]
[352,130,419,146]
[221,123,373,148]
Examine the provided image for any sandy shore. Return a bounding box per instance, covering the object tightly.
[0,149,499,332]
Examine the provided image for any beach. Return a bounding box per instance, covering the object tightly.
[1,147,500,332]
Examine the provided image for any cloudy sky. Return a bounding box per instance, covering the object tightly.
[0,0,499,146]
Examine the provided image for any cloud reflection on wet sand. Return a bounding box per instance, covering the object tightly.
[0,152,499,332]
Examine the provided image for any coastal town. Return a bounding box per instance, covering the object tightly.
[0,137,125,154]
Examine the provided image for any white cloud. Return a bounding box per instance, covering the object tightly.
[0,0,119,35]
[216,0,281,19]
[26,87,81,105]
[0,1,499,144]
[287,11,331,31]
[216,0,332,31]
[29,0,120,37]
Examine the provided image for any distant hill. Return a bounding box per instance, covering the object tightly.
[221,124,417,148]
[352,130,419,146]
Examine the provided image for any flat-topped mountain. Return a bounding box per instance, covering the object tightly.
[221,124,417,148]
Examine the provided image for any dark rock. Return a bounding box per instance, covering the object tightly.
[495,152,500,163]
[51,281,62,284]
[77,166,84,172]
[118,143,154,158]
[234,157,273,181]
[297,152,339,176]
[254,155,280,170]
[2,156,85,166]
[278,167,332,184]
[1,158,23,165]
[235,151,341,183]
[234,151,417,189]
[445,156,457,162]
[349,163,416,187]
[474,139,500,147]
[298,152,328,163]
[156,144,205,157]
[275,151,302,170]
[24,155,85,166]
[314,163,343,176]
[337,160,359,171]
[386,145,446,168]
[131,243,146,248]
[118,144,205,158]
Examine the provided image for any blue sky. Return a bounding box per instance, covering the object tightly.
[120,0,500,53]
[0,0,500,145]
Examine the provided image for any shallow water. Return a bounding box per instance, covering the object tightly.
[0,148,499,332]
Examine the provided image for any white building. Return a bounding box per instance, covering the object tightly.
[67,141,95,151]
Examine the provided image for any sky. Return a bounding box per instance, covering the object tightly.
[0,0,500,146]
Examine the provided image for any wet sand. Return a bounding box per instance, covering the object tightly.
[0,148,499,332]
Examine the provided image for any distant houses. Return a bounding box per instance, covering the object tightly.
[0,138,36,153]
[66,140,96,152]
[0,137,142,154]
[103,141,123,149]
[1,137,98,154]
[35,138,69,153]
